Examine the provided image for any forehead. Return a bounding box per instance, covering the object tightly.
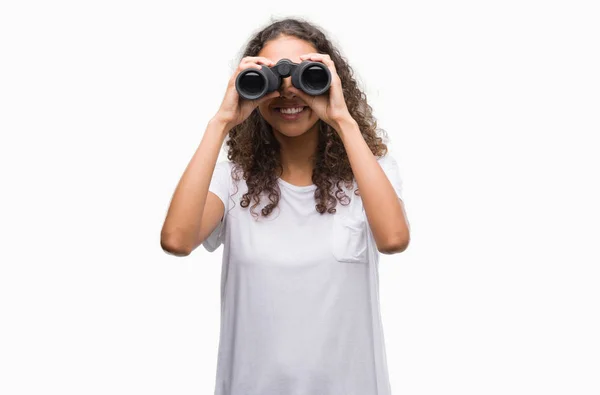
[258,35,317,63]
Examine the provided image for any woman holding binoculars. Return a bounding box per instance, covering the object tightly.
[161,17,410,395]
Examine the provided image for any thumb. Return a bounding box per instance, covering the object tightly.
[257,91,281,105]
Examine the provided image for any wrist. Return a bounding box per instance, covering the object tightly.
[209,115,232,134]
[333,115,358,135]
[208,116,232,138]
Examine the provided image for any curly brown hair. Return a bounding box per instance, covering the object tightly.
[225,17,390,219]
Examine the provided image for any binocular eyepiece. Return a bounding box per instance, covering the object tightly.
[235,58,332,100]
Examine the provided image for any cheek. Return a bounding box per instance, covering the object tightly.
[257,105,272,120]
[257,107,280,131]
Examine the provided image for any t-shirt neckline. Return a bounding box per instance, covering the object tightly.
[277,177,317,192]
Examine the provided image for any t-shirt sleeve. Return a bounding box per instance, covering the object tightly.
[377,153,404,200]
[202,160,231,252]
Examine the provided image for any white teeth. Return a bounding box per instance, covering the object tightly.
[279,107,304,114]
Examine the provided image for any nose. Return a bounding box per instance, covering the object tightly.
[278,77,296,99]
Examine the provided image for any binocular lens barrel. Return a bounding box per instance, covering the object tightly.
[235,59,331,100]
[237,71,266,97]
[301,66,329,93]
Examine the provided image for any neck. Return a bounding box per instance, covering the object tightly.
[273,121,320,180]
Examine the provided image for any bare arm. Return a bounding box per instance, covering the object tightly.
[160,118,229,256]
[338,118,410,254]
[160,55,281,257]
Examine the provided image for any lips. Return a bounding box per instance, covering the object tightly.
[273,106,308,120]
[274,106,307,113]
[272,102,306,109]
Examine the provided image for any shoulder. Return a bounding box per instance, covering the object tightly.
[376,152,399,166]
[213,160,246,193]
[214,160,233,171]
[213,160,238,180]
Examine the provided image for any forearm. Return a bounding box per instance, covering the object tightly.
[160,118,229,253]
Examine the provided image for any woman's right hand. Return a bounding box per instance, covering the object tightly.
[213,56,281,130]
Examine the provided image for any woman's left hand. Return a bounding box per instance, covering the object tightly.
[288,53,353,132]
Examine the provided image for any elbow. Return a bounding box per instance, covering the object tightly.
[160,231,194,257]
[378,235,410,255]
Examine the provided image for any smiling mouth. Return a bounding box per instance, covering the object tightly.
[274,106,308,114]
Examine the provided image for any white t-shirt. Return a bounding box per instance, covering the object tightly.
[203,153,404,395]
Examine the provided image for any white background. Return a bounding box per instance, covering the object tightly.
[1,0,599,394]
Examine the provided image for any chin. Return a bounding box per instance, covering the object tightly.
[272,122,314,137]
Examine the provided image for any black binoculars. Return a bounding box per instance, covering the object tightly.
[235,58,331,100]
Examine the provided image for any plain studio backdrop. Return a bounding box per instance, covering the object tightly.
[1,0,598,394]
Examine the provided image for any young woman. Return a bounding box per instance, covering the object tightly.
[161,17,410,395]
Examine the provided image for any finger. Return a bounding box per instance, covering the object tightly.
[238,62,264,72]
[299,53,335,69]
[241,56,275,67]
[236,57,275,77]
[233,61,268,83]
[257,90,281,104]
[246,91,280,107]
